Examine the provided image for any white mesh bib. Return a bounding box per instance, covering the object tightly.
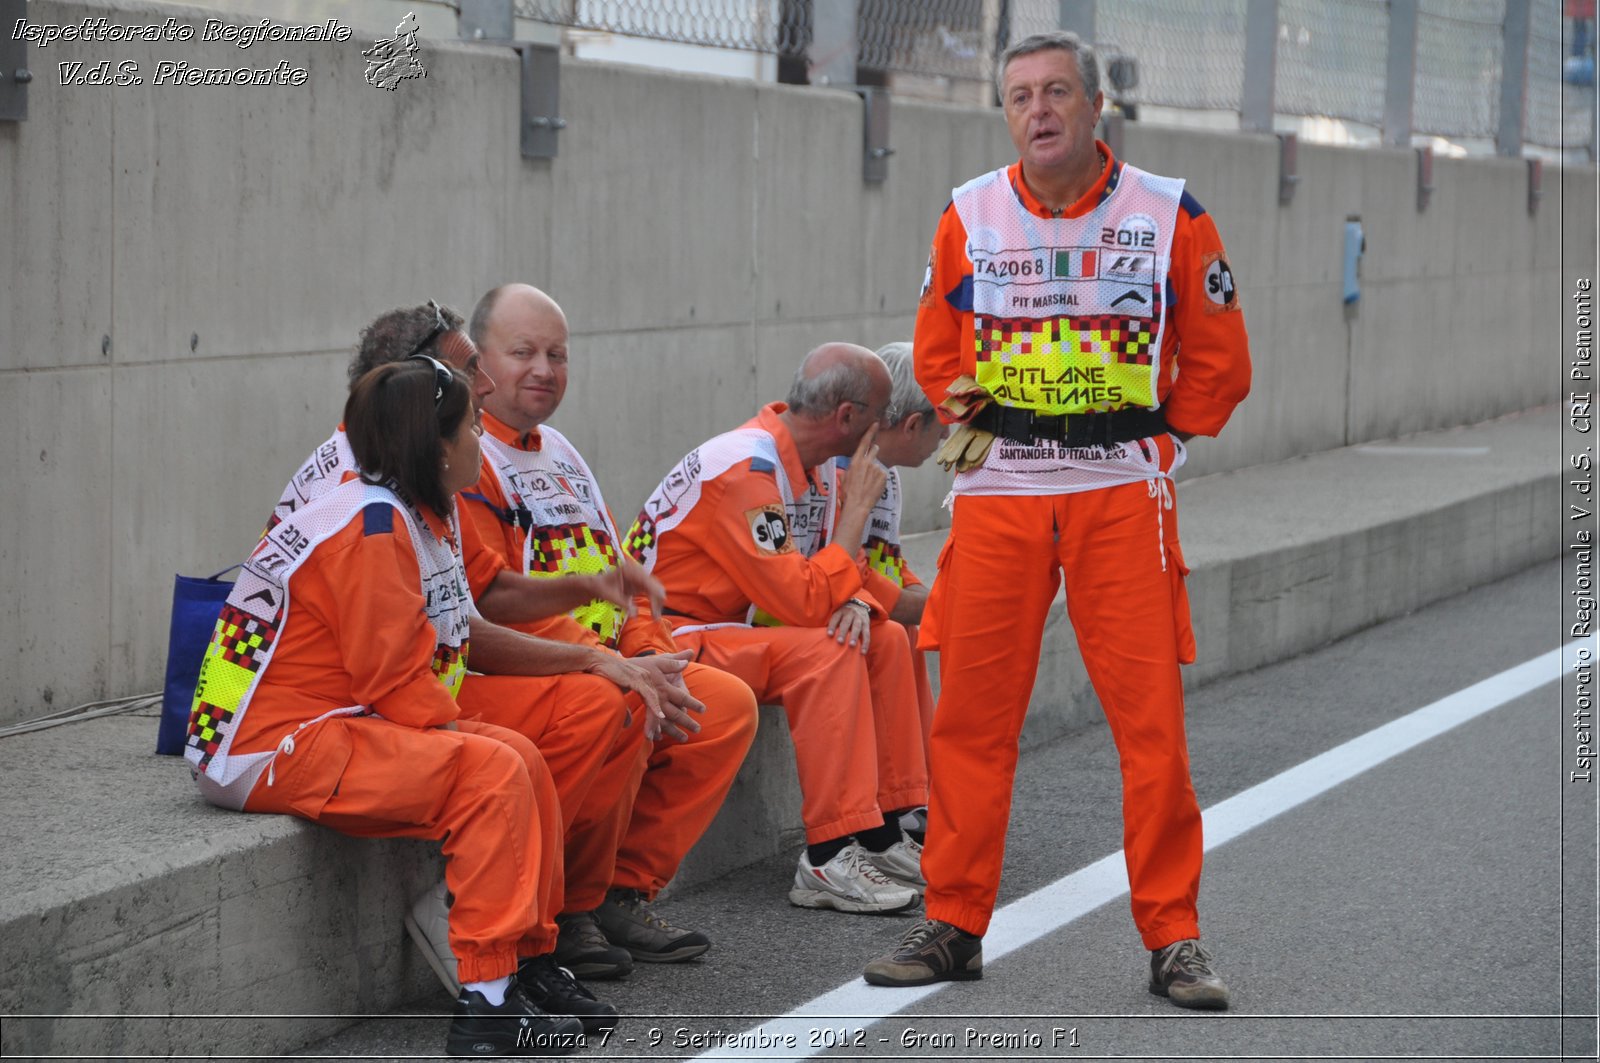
[950,162,1187,497]
[478,427,626,647]
[186,479,474,809]
[268,429,356,533]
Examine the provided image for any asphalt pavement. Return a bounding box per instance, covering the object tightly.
[290,560,1594,1063]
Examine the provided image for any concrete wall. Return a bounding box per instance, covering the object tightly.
[1,0,1593,727]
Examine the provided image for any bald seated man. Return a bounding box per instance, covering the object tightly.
[461,284,760,972]
[625,343,931,914]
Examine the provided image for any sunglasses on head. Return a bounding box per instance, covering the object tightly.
[403,299,450,362]
[408,354,453,407]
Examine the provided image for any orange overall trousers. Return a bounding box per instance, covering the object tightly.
[246,716,561,983]
[921,479,1203,950]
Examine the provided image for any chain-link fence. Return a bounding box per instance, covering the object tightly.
[1097,0,1248,113]
[854,0,1060,81]
[1274,0,1390,128]
[507,0,1595,157]
[1414,0,1504,140]
[512,1,799,53]
[1527,0,1593,150]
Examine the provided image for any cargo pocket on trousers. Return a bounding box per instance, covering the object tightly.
[1167,539,1197,665]
[257,717,356,820]
[917,535,957,652]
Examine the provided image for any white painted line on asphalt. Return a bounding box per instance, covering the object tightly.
[692,645,1570,1061]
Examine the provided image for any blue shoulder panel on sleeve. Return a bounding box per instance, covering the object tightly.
[363,504,395,536]
[1179,189,1207,220]
[947,275,974,312]
[748,457,776,474]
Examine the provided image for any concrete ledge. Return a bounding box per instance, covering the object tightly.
[0,408,1560,1058]
[0,720,444,1057]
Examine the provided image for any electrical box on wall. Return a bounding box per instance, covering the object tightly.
[1342,216,1365,317]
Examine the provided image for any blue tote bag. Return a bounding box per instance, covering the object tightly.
[157,564,240,755]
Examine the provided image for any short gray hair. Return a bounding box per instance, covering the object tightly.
[996,31,1099,102]
[349,302,466,387]
[786,358,876,418]
[874,342,934,426]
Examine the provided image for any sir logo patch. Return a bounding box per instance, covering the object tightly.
[746,504,794,555]
[1202,250,1238,313]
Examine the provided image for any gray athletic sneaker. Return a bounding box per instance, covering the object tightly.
[1149,938,1230,1009]
[788,842,919,914]
[403,877,460,997]
[865,835,925,891]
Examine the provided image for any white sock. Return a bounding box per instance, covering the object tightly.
[463,975,511,1006]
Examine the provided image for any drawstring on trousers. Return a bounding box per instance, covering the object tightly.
[266,733,297,786]
[1147,476,1174,572]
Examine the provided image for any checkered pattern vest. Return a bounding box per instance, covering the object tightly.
[954,162,1183,416]
[185,480,474,810]
[477,427,628,649]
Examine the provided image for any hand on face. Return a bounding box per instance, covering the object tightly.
[840,424,888,514]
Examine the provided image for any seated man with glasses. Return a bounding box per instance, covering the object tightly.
[624,342,930,914]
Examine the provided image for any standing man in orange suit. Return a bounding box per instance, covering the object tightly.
[863,32,1251,1008]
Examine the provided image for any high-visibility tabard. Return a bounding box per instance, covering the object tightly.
[819,456,904,586]
[953,163,1184,416]
[186,479,474,809]
[626,426,815,633]
[479,427,627,648]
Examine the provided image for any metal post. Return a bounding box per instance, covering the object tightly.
[858,87,894,182]
[0,0,30,121]
[1240,0,1279,134]
[516,43,565,159]
[1496,0,1531,156]
[1382,0,1418,147]
[1059,0,1096,43]
[809,0,858,86]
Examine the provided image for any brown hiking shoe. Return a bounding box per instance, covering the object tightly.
[552,910,632,980]
[594,888,711,963]
[1149,938,1230,1009]
[862,919,982,987]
